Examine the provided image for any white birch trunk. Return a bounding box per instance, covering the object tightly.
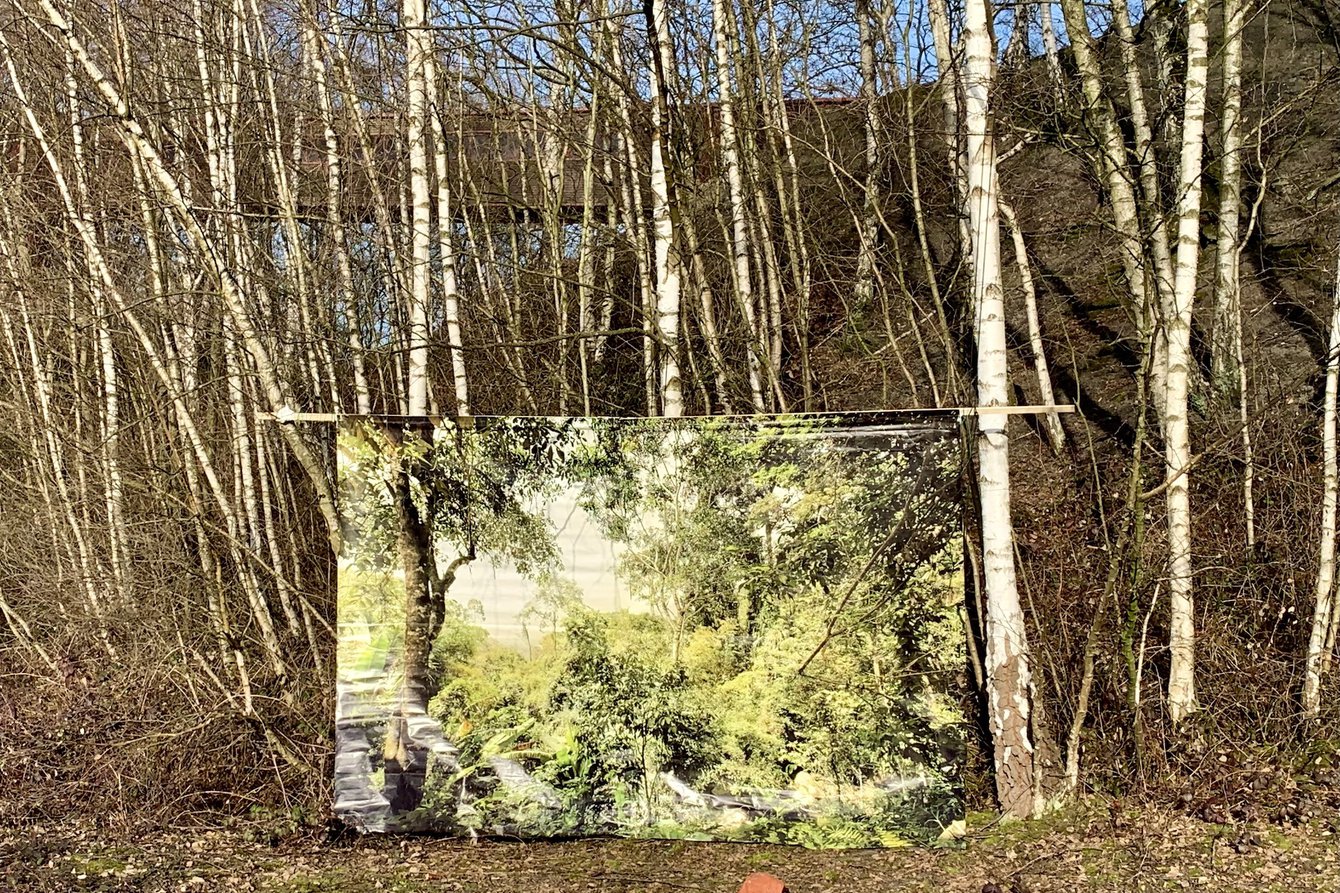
[603,15,659,415]
[711,0,765,411]
[927,0,971,269]
[1057,0,1161,416]
[1039,2,1061,90]
[1164,0,1211,725]
[963,0,1036,817]
[403,0,433,417]
[1302,239,1340,717]
[575,95,601,414]
[303,14,372,415]
[426,54,470,416]
[1000,199,1065,452]
[1211,0,1246,398]
[764,2,813,408]
[24,0,344,554]
[648,0,682,417]
[64,42,127,600]
[855,0,881,312]
[1107,0,1175,410]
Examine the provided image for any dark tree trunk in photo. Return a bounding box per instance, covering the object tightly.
[381,425,472,818]
[393,443,437,712]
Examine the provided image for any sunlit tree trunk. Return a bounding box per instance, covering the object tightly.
[855,0,882,315]
[303,9,371,414]
[244,0,338,407]
[1212,0,1247,399]
[761,0,812,407]
[60,0,341,551]
[927,0,970,268]
[573,96,600,414]
[63,39,127,601]
[1057,0,1162,417]
[962,0,1037,818]
[899,33,955,403]
[647,0,682,417]
[680,206,733,412]
[1107,0,1176,387]
[1211,0,1255,547]
[1000,199,1065,452]
[427,52,471,416]
[1164,0,1211,726]
[1303,238,1340,717]
[1039,1,1061,90]
[601,11,660,415]
[403,0,434,418]
[711,0,765,411]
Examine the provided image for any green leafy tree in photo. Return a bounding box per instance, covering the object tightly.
[550,609,716,826]
[569,416,965,819]
[339,418,577,710]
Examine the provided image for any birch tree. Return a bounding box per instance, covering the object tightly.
[1000,199,1065,453]
[1211,0,1249,402]
[1211,0,1256,547]
[1164,0,1211,725]
[961,0,1038,817]
[1303,239,1340,718]
[711,0,765,411]
[1056,0,1167,417]
[403,0,434,417]
[647,0,682,417]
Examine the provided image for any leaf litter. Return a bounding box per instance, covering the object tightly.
[2,800,1337,892]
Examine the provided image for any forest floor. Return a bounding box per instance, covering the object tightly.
[3,800,1338,893]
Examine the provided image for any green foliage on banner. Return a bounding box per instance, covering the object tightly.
[337,415,965,846]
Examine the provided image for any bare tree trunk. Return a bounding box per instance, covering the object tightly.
[711,0,765,411]
[1213,0,1256,549]
[427,53,471,416]
[1058,0,1163,419]
[854,0,882,315]
[901,39,958,403]
[302,12,371,414]
[1039,1,1061,91]
[403,0,433,417]
[963,0,1037,818]
[680,208,733,412]
[1212,0,1247,400]
[64,43,128,600]
[1303,237,1340,717]
[29,0,343,553]
[1000,199,1065,452]
[602,11,660,415]
[647,0,682,417]
[1164,0,1211,726]
[927,0,970,266]
[1107,0,1176,395]
[761,0,812,408]
[575,93,601,415]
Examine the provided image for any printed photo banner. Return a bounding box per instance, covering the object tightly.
[335,412,967,847]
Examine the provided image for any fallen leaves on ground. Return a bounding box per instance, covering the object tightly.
[2,800,1337,893]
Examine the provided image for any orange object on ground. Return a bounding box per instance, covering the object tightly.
[738,872,789,893]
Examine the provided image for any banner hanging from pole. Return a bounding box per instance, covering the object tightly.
[334,412,967,846]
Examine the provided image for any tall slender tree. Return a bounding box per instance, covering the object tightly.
[1164,0,1211,725]
[961,0,1038,817]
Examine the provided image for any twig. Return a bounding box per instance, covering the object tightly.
[1140,417,1250,501]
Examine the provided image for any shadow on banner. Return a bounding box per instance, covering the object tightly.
[334,412,966,847]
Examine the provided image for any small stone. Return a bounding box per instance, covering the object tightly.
[739,872,788,893]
